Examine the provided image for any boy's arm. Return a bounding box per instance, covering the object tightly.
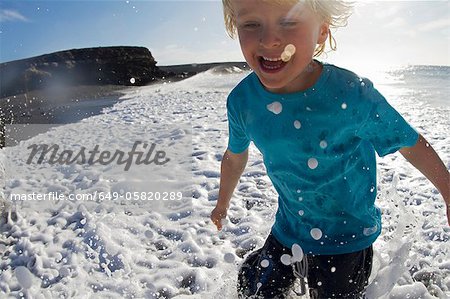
[399,134,450,225]
[211,149,248,230]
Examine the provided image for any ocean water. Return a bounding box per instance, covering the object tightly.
[372,65,450,109]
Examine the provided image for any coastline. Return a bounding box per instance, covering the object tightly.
[0,61,248,125]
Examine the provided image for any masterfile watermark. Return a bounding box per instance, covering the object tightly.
[3,123,193,212]
[26,141,170,171]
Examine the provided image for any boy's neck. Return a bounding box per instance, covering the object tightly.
[299,60,323,92]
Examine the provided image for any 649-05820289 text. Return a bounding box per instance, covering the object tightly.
[8,191,183,201]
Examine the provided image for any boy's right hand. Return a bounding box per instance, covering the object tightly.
[211,205,228,231]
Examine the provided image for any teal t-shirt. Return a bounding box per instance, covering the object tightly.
[227,63,418,255]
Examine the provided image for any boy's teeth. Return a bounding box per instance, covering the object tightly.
[263,56,281,62]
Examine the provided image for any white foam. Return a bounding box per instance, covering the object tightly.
[15,266,33,289]
[224,253,235,263]
[1,67,448,298]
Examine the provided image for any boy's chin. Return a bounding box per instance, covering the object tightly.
[258,78,291,93]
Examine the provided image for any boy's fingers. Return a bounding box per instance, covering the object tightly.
[215,219,222,231]
[211,208,227,231]
[210,215,222,230]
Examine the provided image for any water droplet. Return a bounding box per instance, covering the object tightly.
[281,51,291,62]
[310,228,323,240]
[294,120,301,129]
[298,210,304,216]
[130,77,136,84]
[285,44,296,55]
[298,197,303,201]
[291,243,304,262]
[331,267,336,272]
[363,225,378,236]
[317,281,322,286]
[319,140,328,149]
[281,44,296,62]
[308,158,318,169]
[341,103,347,110]
[267,101,282,114]
[280,254,292,265]
[260,259,270,268]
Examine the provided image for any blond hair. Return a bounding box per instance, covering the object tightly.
[222,0,353,57]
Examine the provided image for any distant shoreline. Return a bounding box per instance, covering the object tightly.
[0,61,248,124]
[0,61,248,147]
[159,61,248,77]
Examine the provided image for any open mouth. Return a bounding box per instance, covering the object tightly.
[259,56,287,73]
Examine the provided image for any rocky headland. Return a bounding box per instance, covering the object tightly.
[0,46,163,98]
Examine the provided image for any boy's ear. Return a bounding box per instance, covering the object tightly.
[317,22,330,44]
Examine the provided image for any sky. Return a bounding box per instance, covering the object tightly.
[0,0,449,71]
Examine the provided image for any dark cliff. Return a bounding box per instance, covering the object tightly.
[0,46,164,98]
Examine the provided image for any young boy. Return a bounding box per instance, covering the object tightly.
[211,0,450,298]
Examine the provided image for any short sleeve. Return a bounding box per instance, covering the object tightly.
[357,80,419,157]
[227,95,250,154]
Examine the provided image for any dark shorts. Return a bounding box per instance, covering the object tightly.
[237,233,373,299]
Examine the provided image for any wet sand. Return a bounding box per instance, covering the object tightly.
[0,85,136,147]
[0,85,135,125]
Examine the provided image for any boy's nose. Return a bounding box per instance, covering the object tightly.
[259,28,281,48]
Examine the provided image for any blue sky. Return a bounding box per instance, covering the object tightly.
[1,1,449,69]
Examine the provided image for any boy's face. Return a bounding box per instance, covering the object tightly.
[231,0,329,93]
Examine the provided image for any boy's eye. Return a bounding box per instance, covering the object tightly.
[280,20,299,27]
[240,22,260,29]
